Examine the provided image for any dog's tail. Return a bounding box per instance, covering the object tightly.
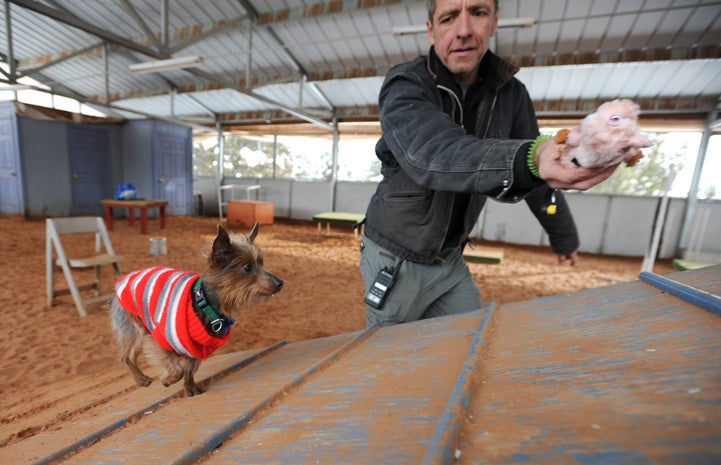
[110,298,145,341]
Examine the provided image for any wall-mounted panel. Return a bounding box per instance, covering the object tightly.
[290,182,332,220]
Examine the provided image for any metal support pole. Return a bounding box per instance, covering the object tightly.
[272,134,278,179]
[4,1,15,81]
[217,122,224,181]
[677,110,718,257]
[161,0,169,47]
[330,116,339,211]
[299,75,305,107]
[103,42,110,104]
[641,167,676,273]
[246,25,253,88]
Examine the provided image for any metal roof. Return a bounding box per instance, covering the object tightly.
[1,0,720,133]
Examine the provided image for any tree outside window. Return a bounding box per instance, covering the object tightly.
[196,129,717,201]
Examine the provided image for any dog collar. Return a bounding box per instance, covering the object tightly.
[192,280,235,335]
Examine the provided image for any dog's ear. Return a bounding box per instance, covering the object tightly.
[211,225,234,265]
[248,222,259,243]
[216,224,230,241]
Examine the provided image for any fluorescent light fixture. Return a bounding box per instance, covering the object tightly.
[392,24,428,36]
[499,17,536,28]
[129,55,203,73]
[0,83,34,91]
[392,17,536,36]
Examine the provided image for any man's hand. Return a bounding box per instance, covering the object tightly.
[536,139,619,191]
[557,250,578,266]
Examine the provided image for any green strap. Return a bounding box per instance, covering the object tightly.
[192,279,225,333]
[527,134,553,178]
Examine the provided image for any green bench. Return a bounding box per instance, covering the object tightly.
[312,212,365,238]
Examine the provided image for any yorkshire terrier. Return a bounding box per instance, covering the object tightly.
[110,222,283,396]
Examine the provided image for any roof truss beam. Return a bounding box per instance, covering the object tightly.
[19,42,103,75]
[212,94,717,129]
[7,0,167,59]
[119,0,166,53]
[508,46,721,68]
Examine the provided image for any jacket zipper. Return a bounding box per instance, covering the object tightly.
[437,84,464,128]
[433,83,465,258]
[482,90,498,138]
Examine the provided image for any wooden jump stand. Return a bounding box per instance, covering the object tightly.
[218,184,261,223]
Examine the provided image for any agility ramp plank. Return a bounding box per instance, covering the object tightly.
[5,345,280,465]
[461,265,721,465]
[201,310,491,465]
[0,371,131,445]
[58,331,373,464]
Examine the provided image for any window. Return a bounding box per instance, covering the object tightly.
[193,130,383,182]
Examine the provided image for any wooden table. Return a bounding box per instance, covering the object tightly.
[101,199,168,234]
[312,211,365,238]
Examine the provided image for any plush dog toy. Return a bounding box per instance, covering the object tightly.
[555,99,653,169]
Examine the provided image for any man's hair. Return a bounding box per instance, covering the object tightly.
[426,0,499,21]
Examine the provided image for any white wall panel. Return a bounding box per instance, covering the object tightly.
[210,179,721,260]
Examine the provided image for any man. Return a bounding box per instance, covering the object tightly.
[359,0,618,327]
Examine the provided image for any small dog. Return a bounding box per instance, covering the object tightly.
[110,222,283,396]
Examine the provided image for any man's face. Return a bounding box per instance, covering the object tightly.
[426,0,498,84]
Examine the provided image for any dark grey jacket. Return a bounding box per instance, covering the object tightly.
[364,47,579,263]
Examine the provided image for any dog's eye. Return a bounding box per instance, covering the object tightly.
[243,263,254,273]
[609,115,623,122]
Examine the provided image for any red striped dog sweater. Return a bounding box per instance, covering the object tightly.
[115,266,231,360]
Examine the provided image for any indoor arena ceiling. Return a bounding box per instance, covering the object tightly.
[1,0,720,135]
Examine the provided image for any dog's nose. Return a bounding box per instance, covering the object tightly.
[270,274,284,293]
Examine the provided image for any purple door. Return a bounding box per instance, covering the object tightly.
[153,125,191,216]
[0,104,23,215]
[68,125,110,216]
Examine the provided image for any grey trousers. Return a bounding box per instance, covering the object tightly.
[359,234,483,328]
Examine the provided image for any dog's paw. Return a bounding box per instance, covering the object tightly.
[136,375,153,387]
[185,383,205,397]
[162,372,183,387]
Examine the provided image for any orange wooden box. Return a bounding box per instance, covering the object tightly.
[227,200,274,228]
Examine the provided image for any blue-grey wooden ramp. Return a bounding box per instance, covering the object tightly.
[462,264,721,465]
[2,266,719,464]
